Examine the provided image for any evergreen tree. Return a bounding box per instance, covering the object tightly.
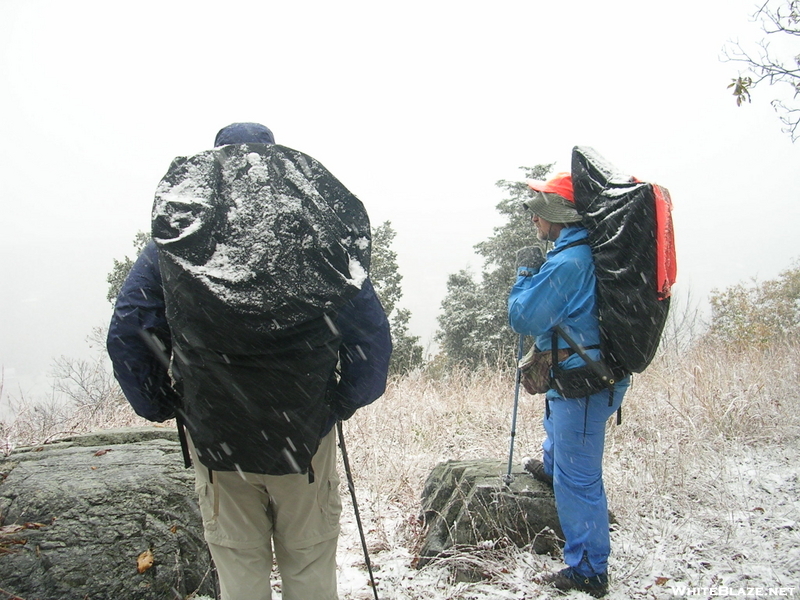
[436,164,553,368]
[371,221,424,374]
[435,269,489,366]
[106,231,150,304]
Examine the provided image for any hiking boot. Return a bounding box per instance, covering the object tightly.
[537,567,609,598]
[523,457,553,486]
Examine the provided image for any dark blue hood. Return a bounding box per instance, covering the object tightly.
[214,122,275,146]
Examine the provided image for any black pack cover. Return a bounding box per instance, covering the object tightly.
[571,146,672,374]
[152,144,371,474]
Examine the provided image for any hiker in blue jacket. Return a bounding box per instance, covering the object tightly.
[108,122,392,600]
[508,172,630,598]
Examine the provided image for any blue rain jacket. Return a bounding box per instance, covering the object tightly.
[508,226,601,370]
[510,225,631,579]
[107,241,392,433]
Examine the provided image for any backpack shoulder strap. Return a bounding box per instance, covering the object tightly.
[549,237,589,256]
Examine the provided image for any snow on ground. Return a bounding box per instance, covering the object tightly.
[328,436,800,600]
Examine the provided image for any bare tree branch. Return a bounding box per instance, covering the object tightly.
[724,0,800,141]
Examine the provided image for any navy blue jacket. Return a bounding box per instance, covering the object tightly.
[107,241,392,435]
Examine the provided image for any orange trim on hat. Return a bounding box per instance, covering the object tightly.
[526,172,575,202]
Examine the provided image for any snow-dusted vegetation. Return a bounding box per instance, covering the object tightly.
[4,332,797,599]
[334,339,800,599]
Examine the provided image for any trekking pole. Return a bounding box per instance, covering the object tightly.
[336,420,379,600]
[504,333,526,485]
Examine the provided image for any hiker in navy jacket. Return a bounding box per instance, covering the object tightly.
[508,172,630,599]
[108,122,391,600]
[108,240,391,431]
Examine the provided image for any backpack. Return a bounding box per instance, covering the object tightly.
[151,143,371,476]
[550,146,677,397]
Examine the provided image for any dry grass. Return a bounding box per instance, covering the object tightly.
[605,340,800,526]
[337,341,800,597]
[3,339,799,598]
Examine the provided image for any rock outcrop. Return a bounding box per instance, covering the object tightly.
[418,459,563,567]
[0,427,217,600]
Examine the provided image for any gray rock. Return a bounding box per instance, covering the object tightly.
[0,427,217,600]
[417,459,564,568]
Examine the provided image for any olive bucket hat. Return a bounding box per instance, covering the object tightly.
[523,172,582,224]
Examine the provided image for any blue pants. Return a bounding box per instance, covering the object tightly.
[541,379,628,577]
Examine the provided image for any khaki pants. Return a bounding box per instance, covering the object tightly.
[189,430,342,600]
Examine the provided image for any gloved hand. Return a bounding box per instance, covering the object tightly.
[515,246,545,275]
